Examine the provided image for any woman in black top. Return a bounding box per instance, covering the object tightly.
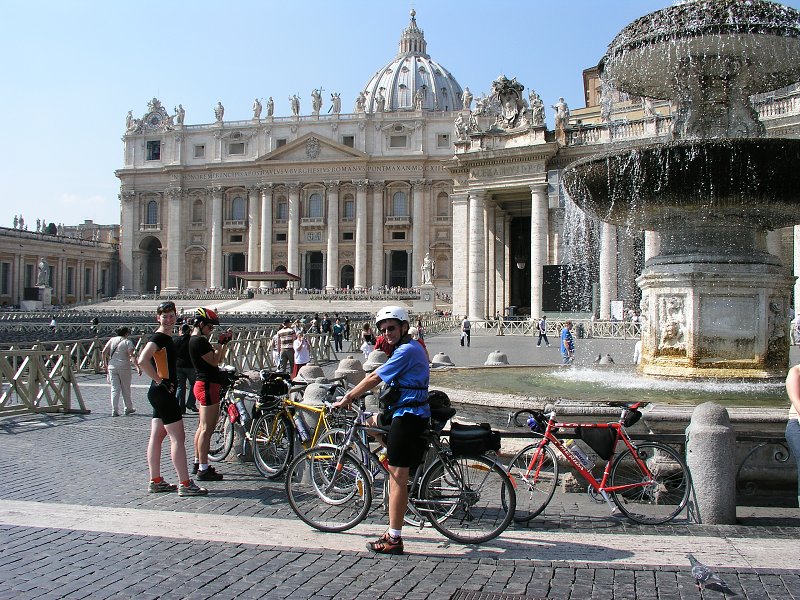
[188,307,229,481]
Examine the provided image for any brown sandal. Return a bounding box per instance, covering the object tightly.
[366,532,404,555]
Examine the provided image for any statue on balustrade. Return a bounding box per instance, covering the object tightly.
[267,96,274,117]
[252,98,262,119]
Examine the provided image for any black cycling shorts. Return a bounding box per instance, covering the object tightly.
[147,384,182,425]
[385,413,428,469]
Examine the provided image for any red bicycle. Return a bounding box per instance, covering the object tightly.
[507,402,691,525]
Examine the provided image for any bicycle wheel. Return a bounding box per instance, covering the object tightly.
[609,441,691,525]
[419,454,515,544]
[208,401,234,462]
[284,445,372,533]
[507,441,559,522]
[252,412,294,479]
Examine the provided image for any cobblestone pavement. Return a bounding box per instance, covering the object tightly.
[1,351,799,598]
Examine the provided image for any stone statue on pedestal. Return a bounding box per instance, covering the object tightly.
[422,253,434,285]
[37,258,50,287]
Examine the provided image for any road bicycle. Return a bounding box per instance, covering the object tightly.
[284,401,516,544]
[507,402,691,525]
[251,377,354,479]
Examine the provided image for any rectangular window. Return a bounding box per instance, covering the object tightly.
[146,140,161,161]
[84,268,92,295]
[389,135,407,148]
[0,262,10,294]
[275,233,287,242]
[343,199,355,219]
[437,133,450,148]
[342,232,354,241]
[276,202,288,221]
[391,231,406,240]
[66,267,74,295]
[230,234,243,243]
[342,135,355,148]
[193,144,205,158]
[229,142,245,155]
[276,139,287,148]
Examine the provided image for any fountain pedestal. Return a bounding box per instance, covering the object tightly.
[638,262,792,379]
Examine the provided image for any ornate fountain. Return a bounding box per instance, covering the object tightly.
[563,0,800,379]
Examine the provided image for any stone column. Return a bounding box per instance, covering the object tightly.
[644,231,660,263]
[794,225,800,317]
[468,190,486,321]
[451,193,469,317]
[325,181,340,292]
[209,186,223,288]
[494,209,507,315]
[411,180,425,286]
[371,182,385,289]
[354,180,368,290]
[77,259,85,302]
[617,231,638,309]
[246,186,260,288]
[119,191,136,291]
[599,221,618,320]
[164,187,183,292]
[259,184,273,288]
[530,183,549,320]
[287,183,300,278]
[487,206,496,318]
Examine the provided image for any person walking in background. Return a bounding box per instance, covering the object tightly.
[137,301,207,497]
[276,318,296,373]
[101,326,139,416]
[174,323,197,413]
[332,317,344,352]
[560,320,575,365]
[784,365,800,507]
[460,316,471,347]
[292,331,311,378]
[536,315,550,347]
[408,326,429,362]
[360,322,375,358]
[189,308,230,482]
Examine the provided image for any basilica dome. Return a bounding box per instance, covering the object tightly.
[361,10,463,113]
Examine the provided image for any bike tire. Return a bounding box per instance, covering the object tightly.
[507,440,559,522]
[208,401,234,462]
[419,454,515,544]
[284,445,372,533]
[252,412,294,479]
[609,441,691,525]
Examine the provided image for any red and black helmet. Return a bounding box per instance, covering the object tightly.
[193,307,220,326]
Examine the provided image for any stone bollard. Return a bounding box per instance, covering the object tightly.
[685,401,737,524]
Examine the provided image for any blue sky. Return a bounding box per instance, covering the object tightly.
[2,0,798,229]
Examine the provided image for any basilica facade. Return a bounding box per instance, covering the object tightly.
[116,10,800,321]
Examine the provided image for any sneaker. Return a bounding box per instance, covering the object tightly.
[191,462,199,475]
[124,408,136,415]
[111,411,119,417]
[187,405,199,413]
[178,480,208,497]
[366,532,403,555]
[148,480,177,493]
[197,466,223,481]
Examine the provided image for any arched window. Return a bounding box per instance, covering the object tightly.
[192,199,204,224]
[392,191,408,217]
[231,196,246,221]
[191,256,203,281]
[146,200,158,225]
[308,193,323,218]
[436,192,450,217]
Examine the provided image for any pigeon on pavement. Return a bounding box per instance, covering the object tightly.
[687,553,738,595]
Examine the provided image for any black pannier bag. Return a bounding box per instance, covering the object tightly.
[576,426,617,461]
[449,422,502,457]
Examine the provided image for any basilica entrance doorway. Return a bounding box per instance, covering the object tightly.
[227,253,245,289]
[140,237,162,293]
[388,250,409,288]
[306,251,323,290]
[340,265,354,290]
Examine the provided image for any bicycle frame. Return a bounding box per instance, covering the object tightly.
[524,416,659,507]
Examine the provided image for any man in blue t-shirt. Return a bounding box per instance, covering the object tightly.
[335,305,429,556]
[560,320,575,364]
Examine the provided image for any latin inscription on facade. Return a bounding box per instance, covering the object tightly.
[471,162,543,180]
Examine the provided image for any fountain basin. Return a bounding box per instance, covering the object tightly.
[562,138,800,235]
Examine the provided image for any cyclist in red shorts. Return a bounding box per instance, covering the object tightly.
[189,307,230,481]
[137,301,207,497]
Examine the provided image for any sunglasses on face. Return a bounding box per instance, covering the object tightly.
[380,325,399,334]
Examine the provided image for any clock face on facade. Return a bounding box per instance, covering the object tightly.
[148,114,162,127]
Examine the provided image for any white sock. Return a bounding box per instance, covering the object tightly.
[388,528,402,539]
[199,463,208,471]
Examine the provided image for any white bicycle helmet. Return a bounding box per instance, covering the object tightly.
[375,305,409,327]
